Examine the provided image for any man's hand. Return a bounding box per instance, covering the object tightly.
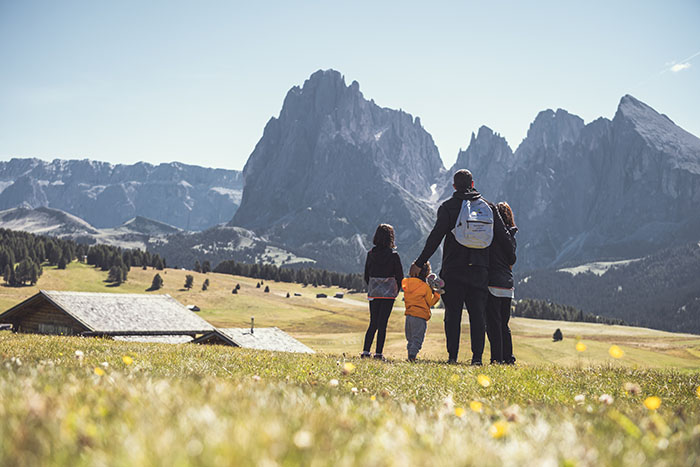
[409,263,422,277]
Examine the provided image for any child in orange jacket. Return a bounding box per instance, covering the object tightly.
[402,262,441,362]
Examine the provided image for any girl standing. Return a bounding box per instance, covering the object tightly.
[362,224,403,360]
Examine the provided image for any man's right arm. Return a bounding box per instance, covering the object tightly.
[414,204,450,269]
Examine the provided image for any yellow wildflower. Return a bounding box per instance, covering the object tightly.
[644,396,661,411]
[470,401,483,413]
[122,355,134,365]
[370,395,376,401]
[94,367,105,376]
[477,374,491,388]
[342,362,355,375]
[608,345,624,359]
[455,407,466,418]
[696,386,700,400]
[575,341,586,352]
[450,373,460,383]
[489,421,508,439]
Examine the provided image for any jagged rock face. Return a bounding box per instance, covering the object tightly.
[0,159,243,230]
[451,95,700,270]
[232,70,444,271]
[443,126,515,201]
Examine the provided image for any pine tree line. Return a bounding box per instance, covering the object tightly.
[213,259,365,291]
[1,228,167,288]
[1,228,81,286]
[512,299,626,325]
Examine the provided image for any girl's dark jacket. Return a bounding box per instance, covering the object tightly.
[489,226,517,288]
[364,246,404,291]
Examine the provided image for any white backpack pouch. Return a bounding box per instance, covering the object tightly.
[451,198,494,249]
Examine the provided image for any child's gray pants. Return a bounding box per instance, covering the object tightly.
[405,314,427,357]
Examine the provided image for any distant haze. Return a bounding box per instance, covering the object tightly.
[0,1,699,170]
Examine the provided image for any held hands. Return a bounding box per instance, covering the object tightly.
[409,263,422,277]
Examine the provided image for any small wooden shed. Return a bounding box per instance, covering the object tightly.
[0,290,215,338]
[194,327,315,354]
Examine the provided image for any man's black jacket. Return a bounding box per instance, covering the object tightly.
[414,190,515,282]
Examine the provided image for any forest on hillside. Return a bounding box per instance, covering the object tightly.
[517,241,700,334]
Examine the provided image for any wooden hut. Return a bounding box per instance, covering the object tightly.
[0,290,215,339]
[194,327,314,354]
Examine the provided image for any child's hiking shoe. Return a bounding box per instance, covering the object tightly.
[360,351,371,358]
[408,355,417,362]
[447,358,458,365]
[470,359,483,366]
[373,353,385,361]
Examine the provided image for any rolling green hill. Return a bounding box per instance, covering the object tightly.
[1,261,699,369]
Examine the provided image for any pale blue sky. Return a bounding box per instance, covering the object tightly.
[1,0,698,170]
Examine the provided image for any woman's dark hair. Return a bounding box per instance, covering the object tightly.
[497,202,516,229]
[373,224,395,249]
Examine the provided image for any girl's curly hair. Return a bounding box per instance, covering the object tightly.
[373,224,396,249]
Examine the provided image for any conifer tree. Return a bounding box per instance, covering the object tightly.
[3,264,11,285]
[150,273,164,291]
[184,274,194,290]
[108,265,123,284]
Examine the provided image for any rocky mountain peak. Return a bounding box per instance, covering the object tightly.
[232,69,444,271]
[613,95,700,172]
[444,125,514,201]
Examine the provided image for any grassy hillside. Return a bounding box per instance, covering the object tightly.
[1,261,700,368]
[0,333,698,466]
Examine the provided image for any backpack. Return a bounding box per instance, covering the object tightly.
[451,197,494,249]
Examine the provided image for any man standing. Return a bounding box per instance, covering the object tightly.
[410,170,513,364]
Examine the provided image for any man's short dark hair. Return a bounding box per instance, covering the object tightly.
[453,169,473,192]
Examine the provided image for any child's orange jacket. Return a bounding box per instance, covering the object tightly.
[402,277,441,321]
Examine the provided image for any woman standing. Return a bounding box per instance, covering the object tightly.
[362,224,403,360]
[486,202,518,364]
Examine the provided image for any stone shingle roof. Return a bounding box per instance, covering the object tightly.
[198,327,315,354]
[40,291,215,335]
[113,335,194,344]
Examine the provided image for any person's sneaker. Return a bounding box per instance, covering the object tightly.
[470,359,483,366]
[408,355,417,362]
[373,353,385,361]
[447,358,458,365]
[360,351,371,358]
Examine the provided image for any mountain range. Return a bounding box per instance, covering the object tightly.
[1,69,699,277]
[0,159,243,231]
[453,96,700,269]
[0,206,180,250]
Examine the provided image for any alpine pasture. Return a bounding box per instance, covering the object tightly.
[0,262,699,466]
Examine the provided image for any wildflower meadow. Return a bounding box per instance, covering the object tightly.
[1,332,698,466]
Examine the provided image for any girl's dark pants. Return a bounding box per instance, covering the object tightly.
[485,294,514,363]
[363,298,394,354]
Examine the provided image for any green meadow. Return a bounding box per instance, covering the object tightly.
[0,262,699,466]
